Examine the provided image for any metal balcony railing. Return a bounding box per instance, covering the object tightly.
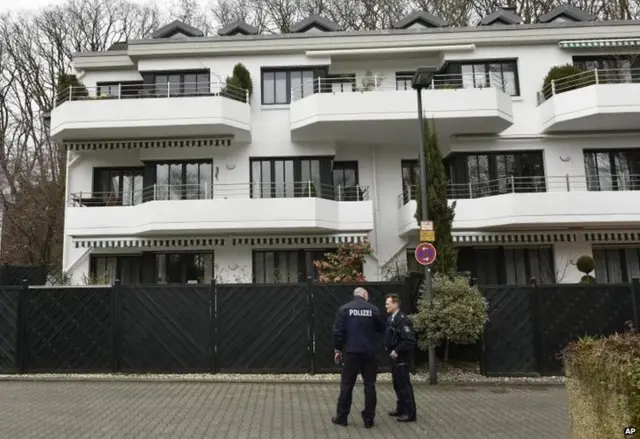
[537,68,640,105]
[68,182,370,207]
[291,72,508,102]
[397,174,640,206]
[55,80,249,106]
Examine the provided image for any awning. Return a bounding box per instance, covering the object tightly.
[558,38,640,49]
[64,136,233,151]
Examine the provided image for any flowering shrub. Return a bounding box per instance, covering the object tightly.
[313,241,373,283]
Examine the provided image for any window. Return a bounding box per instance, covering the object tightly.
[453,246,555,285]
[444,60,520,96]
[93,168,144,206]
[90,255,142,284]
[155,253,214,284]
[395,72,414,91]
[154,160,212,200]
[333,161,360,201]
[252,249,335,283]
[593,248,640,283]
[401,160,419,204]
[573,56,640,83]
[583,150,640,191]
[96,81,143,98]
[261,68,326,104]
[446,151,545,199]
[152,71,210,96]
[250,157,333,199]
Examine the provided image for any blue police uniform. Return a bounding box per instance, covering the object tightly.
[332,295,385,427]
[384,311,417,421]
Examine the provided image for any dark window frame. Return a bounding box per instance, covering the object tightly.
[401,159,419,203]
[444,59,521,96]
[583,149,640,191]
[90,254,143,284]
[260,66,328,105]
[395,72,415,91]
[249,156,334,198]
[149,159,214,200]
[92,166,145,206]
[332,161,360,201]
[251,249,336,283]
[140,70,211,97]
[154,251,215,285]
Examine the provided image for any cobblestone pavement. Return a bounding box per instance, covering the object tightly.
[0,381,569,439]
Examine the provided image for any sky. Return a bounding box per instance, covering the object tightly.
[0,0,174,14]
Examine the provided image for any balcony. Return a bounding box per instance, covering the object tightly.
[398,175,640,234]
[538,68,640,132]
[50,81,251,142]
[66,182,373,237]
[290,73,514,143]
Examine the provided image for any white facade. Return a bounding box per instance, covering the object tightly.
[53,12,640,285]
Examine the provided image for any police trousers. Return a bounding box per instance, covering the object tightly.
[336,352,377,422]
[391,360,416,416]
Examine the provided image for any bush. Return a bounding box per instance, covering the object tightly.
[562,329,640,438]
[313,242,372,283]
[542,64,594,100]
[411,273,488,362]
[576,255,596,284]
[222,63,253,103]
[55,73,88,105]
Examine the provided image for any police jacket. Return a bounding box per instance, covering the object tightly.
[333,297,385,355]
[384,312,417,362]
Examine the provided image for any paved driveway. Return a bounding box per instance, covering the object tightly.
[0,381,569,439]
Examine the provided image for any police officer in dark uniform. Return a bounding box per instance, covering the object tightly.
[384,293,417,422]
[332,287,385,429]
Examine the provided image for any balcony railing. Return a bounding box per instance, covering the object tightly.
[55,80,249,106]
[537,68,640,105]
[68,182,370,207]
[291,73,508,102]
[398,174,640,206]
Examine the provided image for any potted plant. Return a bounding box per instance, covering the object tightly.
[541,64,593,100]
[576,255,596,284]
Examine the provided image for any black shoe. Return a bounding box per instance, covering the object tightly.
[397,414,417,422]
[363,420,374,429]
[388,410,402,417]
[331,417,348,427]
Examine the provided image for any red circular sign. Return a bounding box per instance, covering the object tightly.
[415,243,437,266]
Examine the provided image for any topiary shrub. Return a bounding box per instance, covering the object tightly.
[55,73,88,106]
[411,273,488,363]
[541,64,594,100]
[576,255,596,284]
[562,329,640,439]
[222,63,253,103]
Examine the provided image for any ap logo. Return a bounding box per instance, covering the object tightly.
[625,427,637,436]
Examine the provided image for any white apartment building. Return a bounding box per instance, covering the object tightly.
[51,5,640,286]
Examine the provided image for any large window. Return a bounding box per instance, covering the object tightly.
[443,60,520,96]
[93,167,144,206]
[446,151,545,199]
[155,253,214,284]
[593,247,640,283]
[154,160,213,200]
[252,249,335,283]
[261,67,327,104]
[250,157,333,199]
[401,160,419,204]
[584,149,640,191]
[453,246,555,285]
[333,161,360,201]
[147,71,210,96]
[573,56,640,83]
[90,255,142,284]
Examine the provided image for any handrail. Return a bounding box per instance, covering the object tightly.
[55,80,249,106]
[397,174,640,206]
[68,181,371,207]
[291,72,508,101]
[537,68,640,105]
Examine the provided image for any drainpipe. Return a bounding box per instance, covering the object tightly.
[62,149,72,273]
[371,148,382,280]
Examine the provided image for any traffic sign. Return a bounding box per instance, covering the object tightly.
[420,221,434,231]
[419,230,435,242]
[415,243,437,266]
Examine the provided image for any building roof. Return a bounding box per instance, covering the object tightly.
[151,20,204,38]
[392,11,448,29]
[107,41,128,51]
[478,7,523,26]
[217,20,259,36]
[538,4,596,23]
[290,15,342,32]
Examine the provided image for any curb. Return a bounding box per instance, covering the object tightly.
[0,375,565,388]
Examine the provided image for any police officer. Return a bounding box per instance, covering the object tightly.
[332,287,385,429]
[384,293,417,422]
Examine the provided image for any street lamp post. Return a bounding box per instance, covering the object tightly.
[412,67,438,385]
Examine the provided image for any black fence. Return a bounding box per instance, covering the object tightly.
[480,281,640,377]
[0,280,413,374]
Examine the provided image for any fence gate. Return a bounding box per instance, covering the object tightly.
[0,288,20,373]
